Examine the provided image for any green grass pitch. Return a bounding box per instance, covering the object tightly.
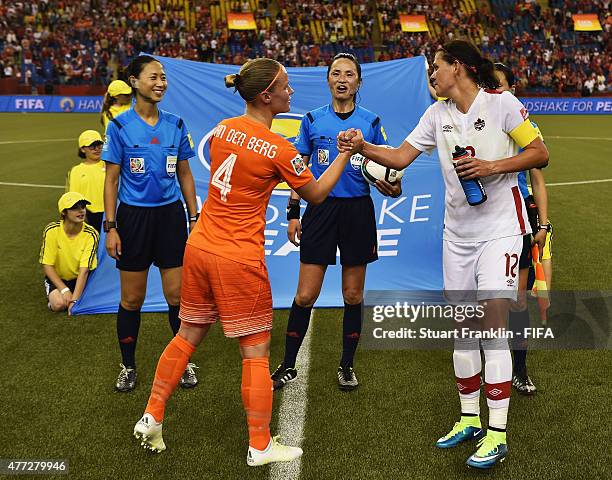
[0,113,610,479]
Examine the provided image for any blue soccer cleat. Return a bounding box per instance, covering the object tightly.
[436,419,484,448]
[466,430,508,469]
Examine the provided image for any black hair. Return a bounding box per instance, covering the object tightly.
[127,55,163,91]
[494,62,515,88]
[327,52,362,80]
[438,40,499,90]
[78,141,102,159]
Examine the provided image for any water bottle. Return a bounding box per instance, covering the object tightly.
[452,146,487,206]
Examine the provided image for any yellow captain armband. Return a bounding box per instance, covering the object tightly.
[509,119,540,148]
[532,124,544,142]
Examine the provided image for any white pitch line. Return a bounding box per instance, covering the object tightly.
[0,181,64,189]
[270,310,314,480]
[546,178,612,187]
[0,138,73,145]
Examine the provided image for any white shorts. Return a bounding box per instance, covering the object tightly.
[443,235,523,302]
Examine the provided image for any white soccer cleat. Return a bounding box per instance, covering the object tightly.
[247,436,303,466]
[133,413,166,453]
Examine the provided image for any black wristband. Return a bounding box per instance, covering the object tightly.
[103,220,117,233]
[189,213,199,222]
[286,199,300,221]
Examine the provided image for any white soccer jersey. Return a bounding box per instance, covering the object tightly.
[407,89,537,242]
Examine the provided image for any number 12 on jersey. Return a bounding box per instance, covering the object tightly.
[212,153,236,202]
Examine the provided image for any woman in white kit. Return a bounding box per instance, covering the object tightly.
[338,40,548,469]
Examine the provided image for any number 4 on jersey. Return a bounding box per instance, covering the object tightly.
[212,153,236,202]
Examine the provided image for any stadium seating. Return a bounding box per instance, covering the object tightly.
[0,0,609,95]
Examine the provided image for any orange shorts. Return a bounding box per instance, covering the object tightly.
[179,244,273,338]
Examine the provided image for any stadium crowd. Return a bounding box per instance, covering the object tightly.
[0,0,610,94]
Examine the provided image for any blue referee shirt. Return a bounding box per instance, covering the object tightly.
[102,108,195,207]
[294,104,388,197]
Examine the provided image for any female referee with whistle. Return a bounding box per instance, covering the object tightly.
[272,53,400,392]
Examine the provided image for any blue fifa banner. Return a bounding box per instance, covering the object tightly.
[0,95,103,113]
[2,95,611,115]
[74,56,445,314]
[519,97,612,114]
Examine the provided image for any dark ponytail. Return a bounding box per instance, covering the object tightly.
[494,62,516,88]
[439,40,500,90]
[100,92,116,127]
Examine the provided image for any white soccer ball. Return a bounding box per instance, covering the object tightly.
[360,154,404,186]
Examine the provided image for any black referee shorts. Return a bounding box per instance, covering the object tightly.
[44,277,77,297]
[85,210,103,234]
[519,234,532,270]
[116,200,187,272]
[300,195,378,266]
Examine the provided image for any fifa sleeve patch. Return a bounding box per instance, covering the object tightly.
[520,107,529,121]
[291,154,307,176]
[532,124,544,142]
[509,119,539,149]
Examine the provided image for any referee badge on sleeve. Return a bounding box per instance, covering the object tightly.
[166,155,178,177]
[130,157,145,174]
[291,154,307,176]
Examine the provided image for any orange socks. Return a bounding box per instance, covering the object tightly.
[145,335,196,422]
[241,357,272,450]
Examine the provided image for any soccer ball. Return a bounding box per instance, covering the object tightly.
[360,154,404,186]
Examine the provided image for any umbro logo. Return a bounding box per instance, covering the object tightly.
[474,118,485,131]
[507,279,515,286]
[489,388,503,397]
[442,124,453,133]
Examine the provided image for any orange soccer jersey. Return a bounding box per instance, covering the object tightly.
[188,115,314,266]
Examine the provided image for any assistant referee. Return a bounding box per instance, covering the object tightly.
[103,55,199,393]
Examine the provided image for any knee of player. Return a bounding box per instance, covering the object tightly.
[164,292,181,307]
[121,296,145,311]
[49,296,67,312]
[295,291,318,308]
[511,337,528,350]
[342,287,363,305]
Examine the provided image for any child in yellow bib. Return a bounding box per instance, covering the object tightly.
[67,130,106,232]
[40,192,99,315]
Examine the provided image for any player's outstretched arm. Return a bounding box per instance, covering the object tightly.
[295,152,352,205]
[337,129,421,170]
